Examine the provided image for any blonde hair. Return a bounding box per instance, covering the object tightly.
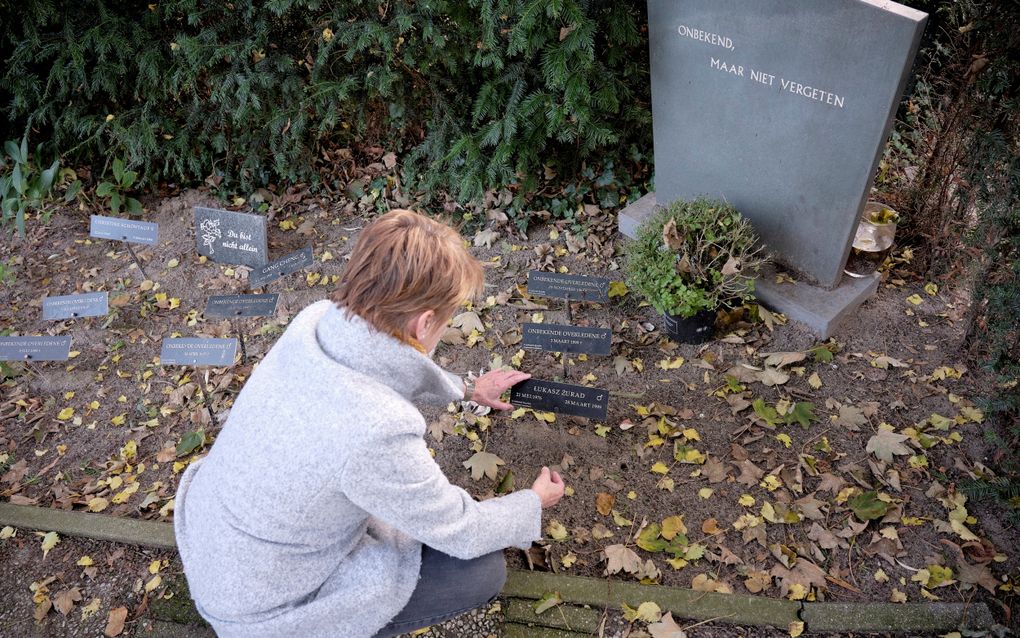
[332,209,484,341]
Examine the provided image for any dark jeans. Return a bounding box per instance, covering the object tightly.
[372,545,507,638]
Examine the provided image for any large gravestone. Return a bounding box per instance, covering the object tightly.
[620,1,927,335]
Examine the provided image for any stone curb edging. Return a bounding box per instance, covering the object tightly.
[0,503,997,634]
[504,570,996,634]
[0,502,175,549]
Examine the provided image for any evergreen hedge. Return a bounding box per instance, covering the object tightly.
[0,0,649,200]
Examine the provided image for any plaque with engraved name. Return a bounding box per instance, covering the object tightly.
[522,323,612,355]
[0,336,73,361]
[160,338,238,366]
[510,378,609,420]
[527,271,610,303]
[90,215,158,245]
[249,246,314,289]
[42,292,109,320]
[205,294,279,318]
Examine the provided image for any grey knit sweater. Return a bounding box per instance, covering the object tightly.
[173,300,543,637]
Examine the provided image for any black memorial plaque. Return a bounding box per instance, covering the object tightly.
[0,336,73,361]
[510,378,609,420]
[527,271,610,303]
[194,207,268,268]
[90,215,158,245]
[160,338,238,366]
[522,323,612,355]
[42,292,109,320]
[205,293,279,318]
[249,246,314,289]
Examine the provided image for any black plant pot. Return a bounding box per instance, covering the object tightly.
[662,309,715,344]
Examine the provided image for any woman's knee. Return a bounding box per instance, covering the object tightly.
[479,551,507,600]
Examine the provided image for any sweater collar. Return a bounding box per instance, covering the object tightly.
[314,302,464,405]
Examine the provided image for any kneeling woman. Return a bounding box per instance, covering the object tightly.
[174,210,564,637]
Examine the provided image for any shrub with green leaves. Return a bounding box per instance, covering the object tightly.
[625,198,767,318]
[0,0,649,203]
[0,137,60,236]
[96,159,143,216]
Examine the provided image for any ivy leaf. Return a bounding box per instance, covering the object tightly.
[462,451,504,481]
[495,469,515,494]
[784,402,816,428]
[176,430,204,457]
[849,490,889,521]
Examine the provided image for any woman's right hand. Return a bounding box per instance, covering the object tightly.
[531,467,565,509]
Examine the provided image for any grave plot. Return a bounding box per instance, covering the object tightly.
[0,187,1015,632]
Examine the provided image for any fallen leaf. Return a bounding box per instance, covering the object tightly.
[104,607,128,637]
[40,531,59,558]
[462,451,505,481]
[52,588,82,615]
[533,591,563,614]
[596,492,615,516]
[604,544,643,575]
[866,427,912,462]
[648,611,688,638]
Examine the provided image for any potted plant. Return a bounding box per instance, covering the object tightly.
[625,198,767,343]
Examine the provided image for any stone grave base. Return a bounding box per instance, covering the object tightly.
[618,192,880,338]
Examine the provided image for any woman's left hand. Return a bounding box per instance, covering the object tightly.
[470,370,531,410]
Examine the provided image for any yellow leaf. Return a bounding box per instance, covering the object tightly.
[57,407,74,421]
[88,401,100,410]
[111,482,139,504]
[87,497,109,513]
[40,531,59,558]
[148,559,162,574]
[167,258,179,268]
[661,515,686,539]
[608,281,628,298]
[776,433,792,448]
[77,556,94,567]
[80,598,101,621]
[738,494,755,507]
[1,526,15,539]
[789,620,805,637]
[657,357,685,370]
[534,411,556,423]
[120,440,137,461]
[546,520,568,540]
[650,461,670,475]
[682,428,700,441]
[144,575,161,593]
[924,283,938,296]
[808,372,822,389]
[698,487,713,499]
[111,413,126,426]
[906,294,923,305]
